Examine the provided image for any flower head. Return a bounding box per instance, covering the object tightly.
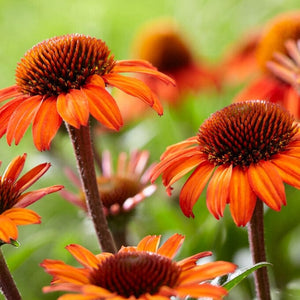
[234,12,300,119]
[61,149,156,216]
[151,100,300,226]
[41,233,236,299]
[0,34,175,151]
[0,154,63,244]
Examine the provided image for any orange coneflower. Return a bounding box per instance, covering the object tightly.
[41,233,236,300]
[61,149,156,215]
[0,154,63,244]
[234,11,300,119]
[0,34,175,151]
[151,100,300,226]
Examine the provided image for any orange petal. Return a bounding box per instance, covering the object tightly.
[248,161,286,211]
[104,73,164,115]
[15,185,64,208]
[83,84,123,130]
[3,208,41,225]
[6,95,42,145]
[174,283,228,299]
[57,90,89,128]
[81,284,117,297]
[0,85,21,102]
[272,153,300,189]
[66,244,99,269]
[229,167,257,226]
[206,165,232,219]
[137,235,161,252]
[179,261,236,284]
[2,154,26,184]
[41,259,90,284]
[0,214,18,243]
[32,96,62,151]
[179,161,215,218]
[177,252,212,270]
[0,97,26,137]
[15,163,50,193]
[157,234,184,259]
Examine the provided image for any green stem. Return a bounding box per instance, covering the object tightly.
[0,248,22,300]
[248,200,271,300]
[66,123,117,253]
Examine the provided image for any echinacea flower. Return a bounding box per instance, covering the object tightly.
[115,18,220,122]
[234,11,300,119]
[0,154,63,244]
[0,34,175,151]
[61,149,156,216]
[41,233,236,300]
[151,100,300,226]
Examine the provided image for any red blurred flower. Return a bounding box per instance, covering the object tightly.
[0,154,63,244]
[234,11,300,119]
[41,233,236,300]
[0,34,175,151]
[61,149,156,216]
[151,101,300,226]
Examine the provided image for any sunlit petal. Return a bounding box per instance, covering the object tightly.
[3,208,41,225]
[157,234,184,259]
[0,215,18,243]
[137,235,161,252]
[66,244,99,269]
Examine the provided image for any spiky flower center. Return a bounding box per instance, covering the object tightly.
[90,251,181,298]
[97,176,143,208]
[257,12,300,72]
[0,178,21,213]
[198,101,297,167]
[15,34,115,97]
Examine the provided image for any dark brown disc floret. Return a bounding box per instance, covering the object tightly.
[0,180,20,213]
[15,34,115,97]
[90,251,181,298]
[198,101,297,167]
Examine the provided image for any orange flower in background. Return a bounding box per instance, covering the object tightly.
[115,18,220,122]
[41,233,236,300]
[0,154,63,244]
[151,101,300,226]
[234,11,300,119]
[0,34,175,151]
[61,149,156,215]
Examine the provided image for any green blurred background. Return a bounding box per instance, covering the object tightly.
[0,0,300,299]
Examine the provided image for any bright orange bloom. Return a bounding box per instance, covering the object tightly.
[0,34,175,151]
[61,149,156,216]
[234,11,300,119]
[41,233,236,300]
[151,101,300,226]
[0,154,63,244]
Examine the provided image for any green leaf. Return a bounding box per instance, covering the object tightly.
[223,262,273,291]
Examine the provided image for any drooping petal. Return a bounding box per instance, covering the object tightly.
[206,165,232,219]
[137,235,161,252]
[1,154,26,184]
[41,259,90,284]
[15,163,51,193]
[177,252,212,270]
[0,85,22,102]
[3,208,41,225]
[229,167,257,226]
[272,153,300,189]
[179,261,236,284]
[57,90,89,128]
[179,161,215,218]
[83,84,123,130]
[32,96,63,151]
[6,95,42,145]
[248,161,286,210]
[81,284,118,297]
[0,214,18,243]
[14,186,64,208]
[157,234,184,259]
[66,244,99,269]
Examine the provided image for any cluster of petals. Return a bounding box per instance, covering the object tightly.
[61,149,156,216]
[0,154,63,244]
[0,34,175,151]
[41,233,236,300]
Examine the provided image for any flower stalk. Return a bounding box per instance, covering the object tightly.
[66,122,117,253]
[248,200,271,300]
[0,248,22,300]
